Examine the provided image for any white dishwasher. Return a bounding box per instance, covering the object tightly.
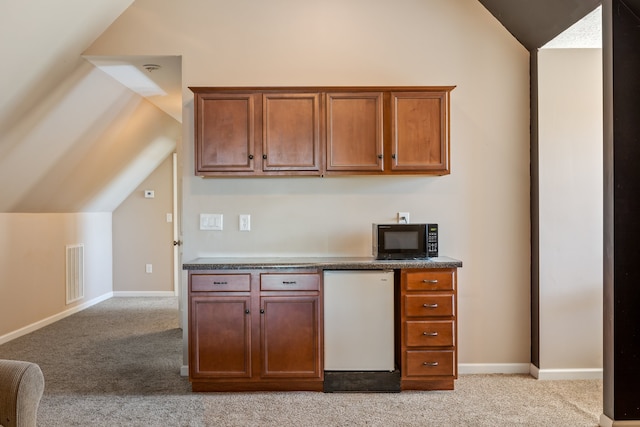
[323,270,395,371]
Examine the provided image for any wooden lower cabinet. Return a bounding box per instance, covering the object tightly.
[190,296,252,379]
[399,268,457,390]
[189,266,458,392]
[188,269,323,391]
[261,296,321,378]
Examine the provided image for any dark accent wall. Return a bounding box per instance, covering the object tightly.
[604,0,640,420]
[529,51,540,368]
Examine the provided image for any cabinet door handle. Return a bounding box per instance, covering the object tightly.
[245,309,250,314]
[263,154,267,159]
[282,281,297,285]
[423,303,438,309]
[377,154,383,159]
[213,281,228,285]
[391,154,396,159]
[260,309,265,314]
[423,361,439,367]
[423,331,438,336]
[248,154,254,160]
[422,279,438,284]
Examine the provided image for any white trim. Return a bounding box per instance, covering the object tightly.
[458,363,531,375]
[112,291,176,297]
[180,365,189,377]
[531,364,603,380]
[172,152,180,298]
[600,414,613,427]
[600,413,640,427]
[0,292,113,345]
[530,363,540,378]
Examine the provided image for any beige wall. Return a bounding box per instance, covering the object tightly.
[113,154,175,294]
[0,213,112,342]
[87,0,532,368]
[538,48,603,374]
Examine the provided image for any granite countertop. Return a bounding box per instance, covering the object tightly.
[183,256,462,270]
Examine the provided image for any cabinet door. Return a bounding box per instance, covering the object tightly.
[260,296,322,378]
[262,93,321,173]
[195,93,258,173]
[326,92,384,172]
[391,91,450,174]
[190,296,252,379]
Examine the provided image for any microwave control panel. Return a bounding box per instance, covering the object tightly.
[427,224,439,257]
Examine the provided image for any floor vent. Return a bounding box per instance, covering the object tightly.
[66,244,85,305]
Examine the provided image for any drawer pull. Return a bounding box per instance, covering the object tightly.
[282,281,297,285]
[422,279,438,284]
[423,331,438,336]
[245,309,250,314]
[423,303,439,309]
[423,361,439,367]
[213,281,228,285]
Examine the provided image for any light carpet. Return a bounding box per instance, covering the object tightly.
[0,297,602,426]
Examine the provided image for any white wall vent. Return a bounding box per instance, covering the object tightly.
[66,244,85,304]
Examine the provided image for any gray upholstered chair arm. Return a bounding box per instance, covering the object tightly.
[0,360,44,427]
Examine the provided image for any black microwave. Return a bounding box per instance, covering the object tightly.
[372,223,438,260]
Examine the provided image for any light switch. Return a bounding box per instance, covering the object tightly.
[200,213,223,230]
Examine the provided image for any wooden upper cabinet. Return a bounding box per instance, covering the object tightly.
[391,91,451,175]
[190,86,454,177]
[326,92,384,173]
[194,92,258,174]
[262,93,321,173]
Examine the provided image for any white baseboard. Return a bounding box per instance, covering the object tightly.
[112,291,176,297]
[180,365,189,377]
[458,363,531,375]
[0,292,113,346]
[530,364,603,380]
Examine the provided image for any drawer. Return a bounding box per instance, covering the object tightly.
[405,270,454,291]
[260,273,320,291]
[405,350,455,377]
[191,274,251,292]
[405,294,454,317]
[406,320,454,347]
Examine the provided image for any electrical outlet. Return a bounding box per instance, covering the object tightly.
[398,212,410,224]
[145,264,153,273]
[239,214,251,231]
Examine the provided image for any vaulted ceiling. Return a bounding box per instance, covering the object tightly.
[0,0,604,213]
[478,0,601,50]
[0,0,180,213]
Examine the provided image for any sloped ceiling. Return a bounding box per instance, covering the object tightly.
[0,0,134,133]
[543,6,602,49]
[0,0,180,213]
[0,0,604,213]
[478,0,601,50]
